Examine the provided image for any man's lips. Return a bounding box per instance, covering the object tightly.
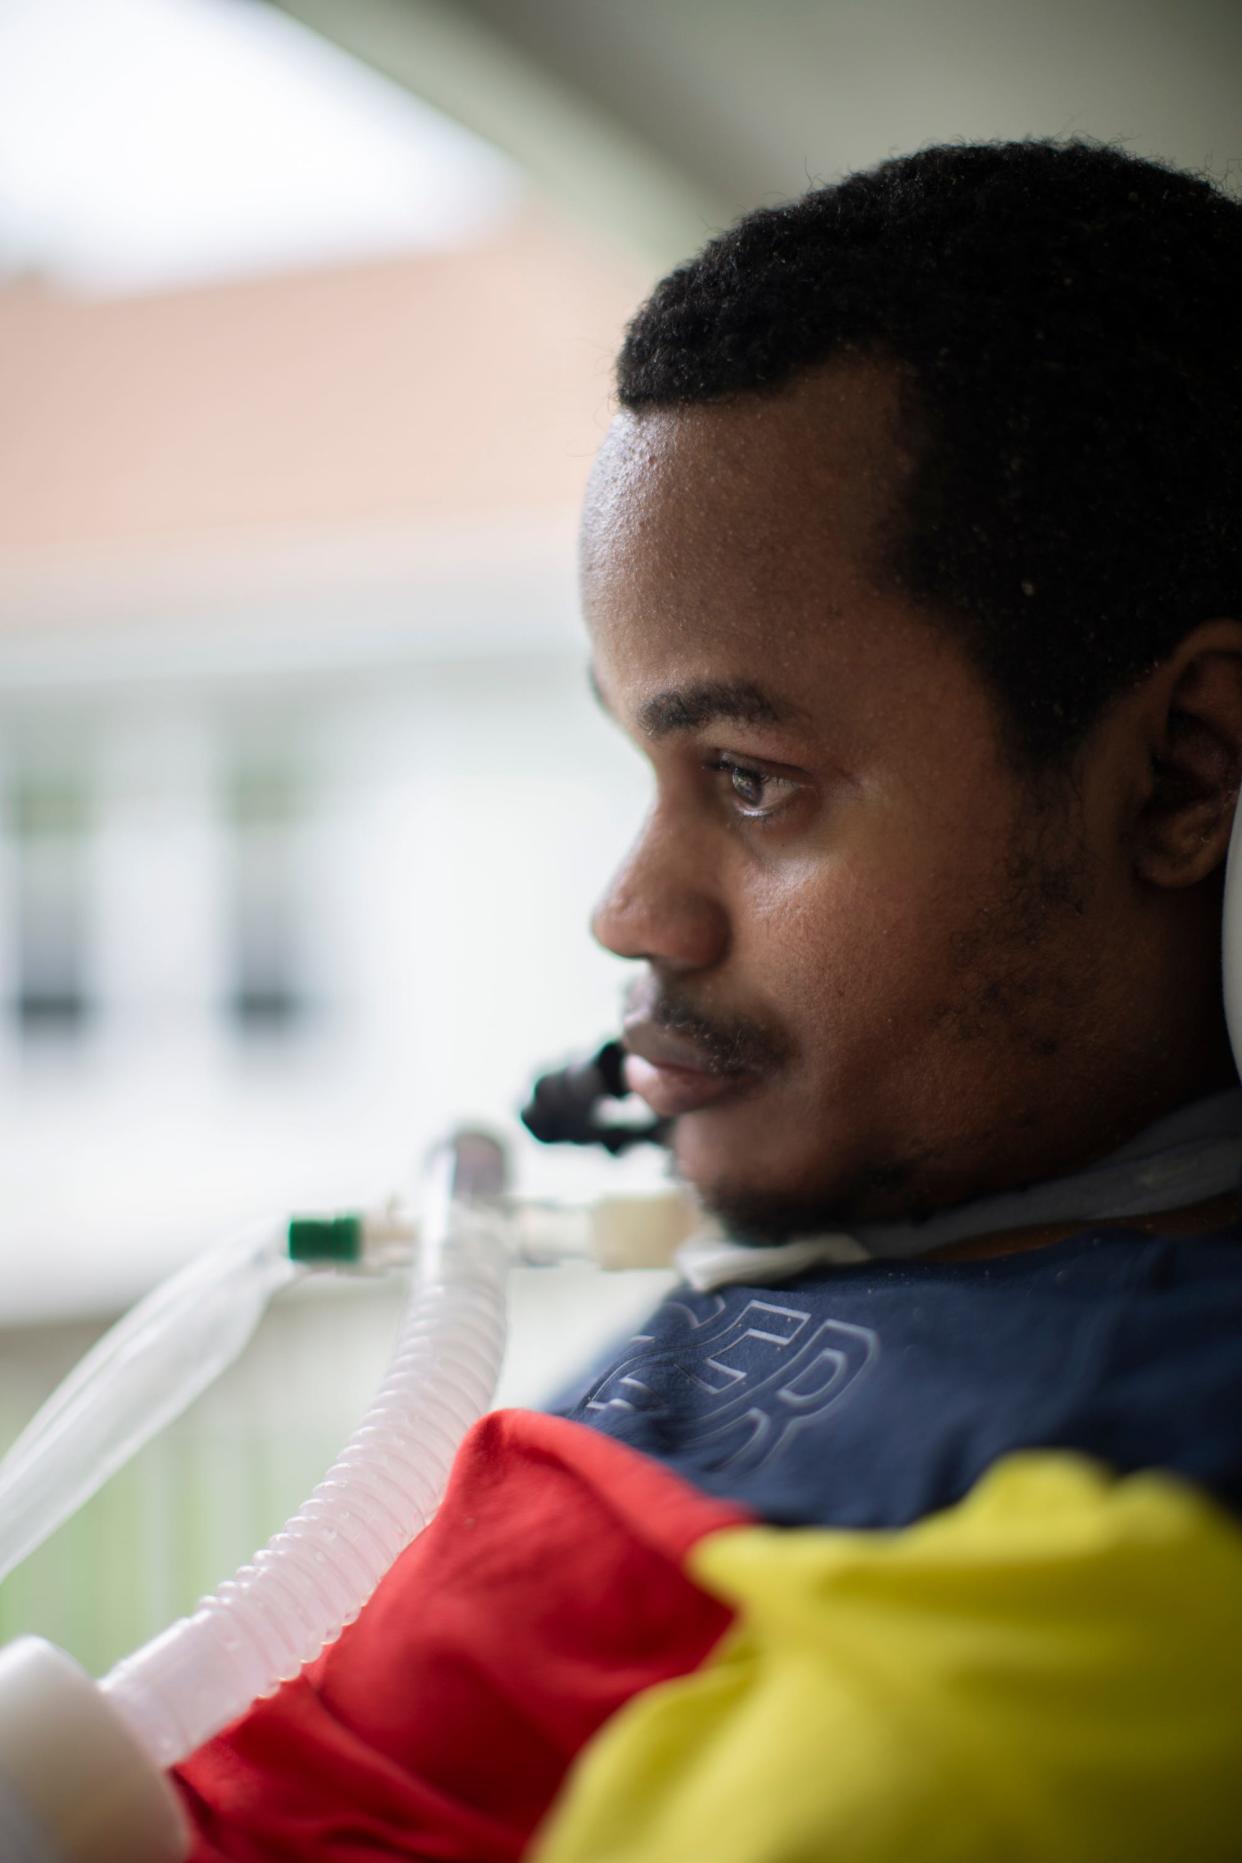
[622,1020,754,1118]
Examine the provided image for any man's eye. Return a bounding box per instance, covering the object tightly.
[707,757,799,819]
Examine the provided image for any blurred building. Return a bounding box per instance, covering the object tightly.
[0,208,655,1323]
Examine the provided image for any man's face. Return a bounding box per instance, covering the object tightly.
[583,359,1144,1238]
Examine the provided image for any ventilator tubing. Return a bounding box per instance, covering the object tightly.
[99,1142,509,1771]
[0,1163,508,1862]
[0,1133,510,1859]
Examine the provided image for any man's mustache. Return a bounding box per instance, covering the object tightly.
[623,976,792,1077]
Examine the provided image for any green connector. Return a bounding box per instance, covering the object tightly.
[287,1212,364,1264]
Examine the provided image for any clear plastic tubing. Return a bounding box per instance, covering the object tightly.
[0,1225,298,1591]
[99,1133,510,1771]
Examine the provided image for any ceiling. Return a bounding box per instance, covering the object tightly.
[270,0,1242,269]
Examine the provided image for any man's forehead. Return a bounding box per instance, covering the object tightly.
[584,400,806,547]
[583,507,864,740]
[582,359,912,622]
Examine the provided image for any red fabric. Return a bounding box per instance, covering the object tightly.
[175,1408,751,1861]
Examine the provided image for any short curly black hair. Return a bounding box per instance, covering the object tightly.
[618,140,1242,766]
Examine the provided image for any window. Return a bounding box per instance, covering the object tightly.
[224,759,310,1034]
[5,769,93,1037]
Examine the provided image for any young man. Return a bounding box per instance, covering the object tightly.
[179,141,1242,1860]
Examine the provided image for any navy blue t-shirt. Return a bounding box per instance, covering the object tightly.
[557,1226,1242,1529]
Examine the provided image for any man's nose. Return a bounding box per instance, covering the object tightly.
[590,810,728,972]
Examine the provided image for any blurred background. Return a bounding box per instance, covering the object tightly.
[1,0,1239,1671]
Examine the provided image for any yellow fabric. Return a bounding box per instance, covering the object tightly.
[533,1454,1242,1863]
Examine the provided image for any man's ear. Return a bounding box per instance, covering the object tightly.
[1132,620,1242,889]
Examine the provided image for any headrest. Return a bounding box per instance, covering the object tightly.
[1222,799,1242,1080]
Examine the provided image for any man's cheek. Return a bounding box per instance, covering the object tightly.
[762,876,926,1033]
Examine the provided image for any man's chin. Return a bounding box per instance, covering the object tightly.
[691,1180,849,1245]
[670,1109,924,1243]
[670,1117,850,1244]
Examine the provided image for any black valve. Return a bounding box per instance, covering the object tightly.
[519,1039,670,1155]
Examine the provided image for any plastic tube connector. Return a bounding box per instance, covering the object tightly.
[502,1188,702,1269]
[287,1213,363,1264]
[0,1639,187,1862]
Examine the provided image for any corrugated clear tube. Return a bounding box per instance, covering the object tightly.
[99,1133,510,1771]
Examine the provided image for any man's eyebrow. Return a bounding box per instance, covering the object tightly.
[635,679,810,739]
[587,665,812,737]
